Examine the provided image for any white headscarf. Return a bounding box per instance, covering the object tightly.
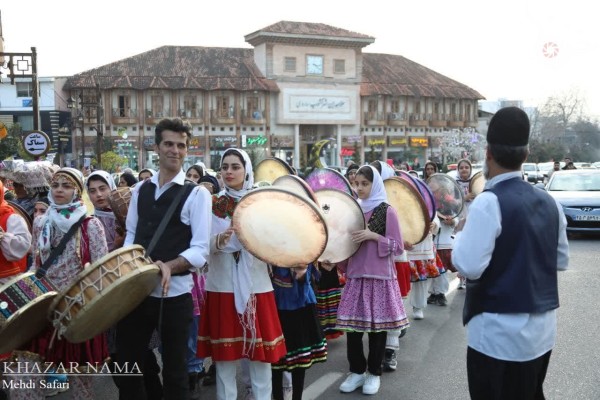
[379,161,396,180]
[219,148,255,315]
[358,165,388,213]
[86,170,117,192]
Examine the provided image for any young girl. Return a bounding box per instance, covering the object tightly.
[271,264,327,400]
[197,149,286,400]
[455,159,475,289]
[334,165,409,395]
[11,168,108,400]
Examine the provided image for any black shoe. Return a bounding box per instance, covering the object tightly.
[382,349,397,372]
[399,327,408,339]
[202,364,216,386]
[427,293,438,304]
[436,294,448,306]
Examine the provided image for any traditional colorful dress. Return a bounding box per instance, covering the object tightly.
[314,263,344,340]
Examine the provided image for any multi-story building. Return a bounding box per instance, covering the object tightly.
[62,21,483,171]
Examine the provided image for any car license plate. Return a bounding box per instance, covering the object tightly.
[574,215,600,221]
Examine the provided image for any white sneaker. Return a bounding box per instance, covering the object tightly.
[413,307,424,320]
[362,373,381,395]
[339,372,366,392]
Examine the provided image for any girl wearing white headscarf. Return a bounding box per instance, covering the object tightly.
[86,170,120,251]
[197,148,286,400]
[333,165,409,395]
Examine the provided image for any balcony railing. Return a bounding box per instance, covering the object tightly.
[242,110,265,125]
[178,108,204,122]
[210,109,236,125]
[409,113,429,127]
[448,114,465,127]
[145,109,170,124]
[430,113,448,127]
[364,111,386,126]
[111,108,138,124]
[388,112,408,126]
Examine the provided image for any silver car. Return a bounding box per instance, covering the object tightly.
[546,170,600,234]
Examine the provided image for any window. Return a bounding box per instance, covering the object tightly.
[391,100,400,113]
[284,57,296,72]
[247,96,261,119]
[118,95,130,117]
[334,59,345,74]
[151,95,164,117]
[183,95,197,118]
[367,99,378,119]
[466,104,472,120]
[16,82,33,97]
[415,101,421,115]
[217,96,231,118]
[433,102,440,115]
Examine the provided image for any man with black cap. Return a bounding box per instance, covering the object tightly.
[452,107,569,399]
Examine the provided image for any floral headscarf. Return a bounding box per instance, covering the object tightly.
[38,169,87,255]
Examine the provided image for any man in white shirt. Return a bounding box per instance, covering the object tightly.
[117,118,211,400]
[453,107,569,400]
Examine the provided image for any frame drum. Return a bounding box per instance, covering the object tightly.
[254,157,293,184]
[305,168,353,196]
[0,272,58,353]
[273,175,319,204]
[395,171,436,221]
[426,173,465,218]
[384,177,430,245]
[108,187,132,230]
[314,189,365,263]
[232,187,328,267]
[469,171,486,196]
[50,245,159,343]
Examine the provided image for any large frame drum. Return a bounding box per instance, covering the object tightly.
[50,245,159,343]
[232,187,328,267]
[384,177,430,245]
[0,272,58,353]
[254,157,293,185]
[314,189,365,263]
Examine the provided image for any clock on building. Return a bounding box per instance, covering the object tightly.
[306,55,324,75]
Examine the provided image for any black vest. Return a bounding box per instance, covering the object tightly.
[134,181,195,273]
[463,178,560,325]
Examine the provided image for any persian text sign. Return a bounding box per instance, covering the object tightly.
[290,96,350,113]
[410,137,429,147]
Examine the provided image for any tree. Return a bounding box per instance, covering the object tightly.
[0,123,22,161]
[351,142,361,165]
[93,151,126,173]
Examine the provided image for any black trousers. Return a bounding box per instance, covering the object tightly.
[272,368,306,400]
[346,331,387,376]
[467,347,552,400]
[116,294,193,400]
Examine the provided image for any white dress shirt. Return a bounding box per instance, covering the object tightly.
[452,171,569,361]
[125,171,211,298]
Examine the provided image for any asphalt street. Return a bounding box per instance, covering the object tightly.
[49,234,599,399]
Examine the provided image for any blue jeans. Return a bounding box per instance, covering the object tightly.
[187,315,204,373]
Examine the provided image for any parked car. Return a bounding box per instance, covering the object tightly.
[546,169,600,234]
[522,162,542,183]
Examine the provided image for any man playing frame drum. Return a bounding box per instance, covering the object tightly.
[117,118,212,400]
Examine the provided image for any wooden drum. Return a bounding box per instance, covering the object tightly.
[49,245,159,343]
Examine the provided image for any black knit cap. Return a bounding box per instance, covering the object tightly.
[487,107,530,146]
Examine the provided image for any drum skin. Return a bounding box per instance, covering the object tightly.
[0,272,58,353]
[384,177,430,245]
[395,171,436,221]
[273,175,319,204]
[469,171,486,196]
[232,187,328,267]
[314,189,364,263]
[426,173,465,219]
[254,157,293,184]
[108,187,132,230]
[305,168,353,196]
[49,245,159,343]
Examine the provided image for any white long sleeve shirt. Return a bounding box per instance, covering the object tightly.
[452,171,569,361]
[125,171,211,298]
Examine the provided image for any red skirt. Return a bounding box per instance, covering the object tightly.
[197,291,287,363]
[395,261,411,298]
[437,249,456,272]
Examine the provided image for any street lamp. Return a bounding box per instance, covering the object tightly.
[67,94,85,168]
[66,84,104,169]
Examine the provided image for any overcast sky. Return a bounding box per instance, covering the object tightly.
[2,0,598,117]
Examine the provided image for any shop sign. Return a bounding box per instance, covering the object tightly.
[340,148,355,156]
[410,137,429,147]
[364,136,385,147]
[342,135,362,146]
[242,135,268,147]
[143,137,155,150]
[210,136,237,149]
[388,137,407,146]
[271,135,294,148]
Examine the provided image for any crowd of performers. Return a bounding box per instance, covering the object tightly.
[0,117,480,400]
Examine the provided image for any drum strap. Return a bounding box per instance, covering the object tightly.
[35,215,87,279]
